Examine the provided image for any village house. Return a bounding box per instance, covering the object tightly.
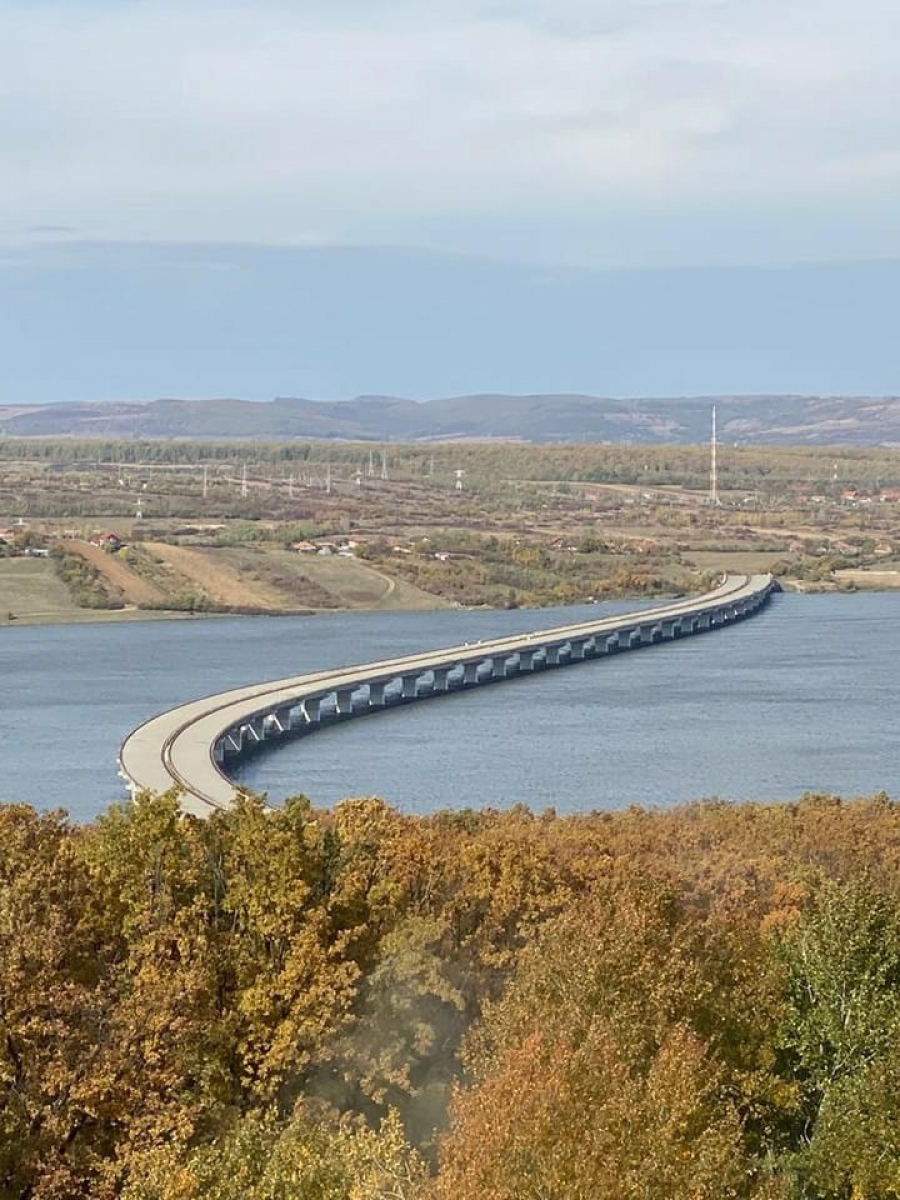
[92,532,124,551]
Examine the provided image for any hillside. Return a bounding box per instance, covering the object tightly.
[2,393,900,445]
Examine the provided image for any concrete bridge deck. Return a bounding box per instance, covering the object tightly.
[119,573,778,817]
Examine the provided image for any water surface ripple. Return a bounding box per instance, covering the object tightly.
[1,593,895,821]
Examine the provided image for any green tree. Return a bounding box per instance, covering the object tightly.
[774,877,900,1196]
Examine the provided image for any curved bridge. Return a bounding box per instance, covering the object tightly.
[119,573,778,817]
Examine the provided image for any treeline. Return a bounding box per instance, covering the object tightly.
[357,532,694,607]
[5,437,900,495]
[4,791,900,1199]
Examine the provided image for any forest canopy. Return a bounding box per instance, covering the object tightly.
[3,790,900,1199]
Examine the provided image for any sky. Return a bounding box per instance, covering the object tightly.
[3,0,900,400]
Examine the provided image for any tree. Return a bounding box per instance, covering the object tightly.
[774,877,900,1196]
[434,879,775,1199]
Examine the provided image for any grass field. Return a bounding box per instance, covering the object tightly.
[0,547,450,626]
[0,559,178,626]
[285,553,449,610]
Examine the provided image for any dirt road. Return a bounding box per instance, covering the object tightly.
[68,541,166,606]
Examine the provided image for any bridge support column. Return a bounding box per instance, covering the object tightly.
[617,629,633,650]
[402,674,419,699]
[369,682,385,708]
[300,697,321,726]
[266,706,292,734]
[463,662,479,685]
[545,646,561,666]
[492,656,508,680]
[432,668,451,692]
[518,649,535,672]
[241,718,264,744]
[335,688,355,715]
[222,728,243,756]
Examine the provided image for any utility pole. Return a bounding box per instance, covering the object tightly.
[367,451,375,478]
[381,452,388,481]
[241,464,248,499]
[202,464,208,499]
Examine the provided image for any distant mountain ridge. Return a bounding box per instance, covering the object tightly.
[1,394,900,445]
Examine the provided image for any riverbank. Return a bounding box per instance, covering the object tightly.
[4,559,898,628]
[0,554,450,627]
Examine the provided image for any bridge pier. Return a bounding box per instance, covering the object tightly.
[264,706,292,735]
[222,729,242,756]
[240,718,264,745]
[335,688,355,715]
[401,673,419,699]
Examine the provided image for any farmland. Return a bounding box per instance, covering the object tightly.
[0,437,898,624]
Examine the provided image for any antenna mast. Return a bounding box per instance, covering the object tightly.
[710,405,719,507]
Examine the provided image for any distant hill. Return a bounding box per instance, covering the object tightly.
[2,393,900,445]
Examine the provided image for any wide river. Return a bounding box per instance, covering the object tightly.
[1,592,896,823]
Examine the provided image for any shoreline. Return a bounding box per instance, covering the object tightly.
[3,568,899,631]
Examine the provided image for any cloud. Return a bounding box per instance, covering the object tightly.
[3,0,900,264]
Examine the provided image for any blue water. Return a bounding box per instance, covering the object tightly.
[0,593,896,821]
